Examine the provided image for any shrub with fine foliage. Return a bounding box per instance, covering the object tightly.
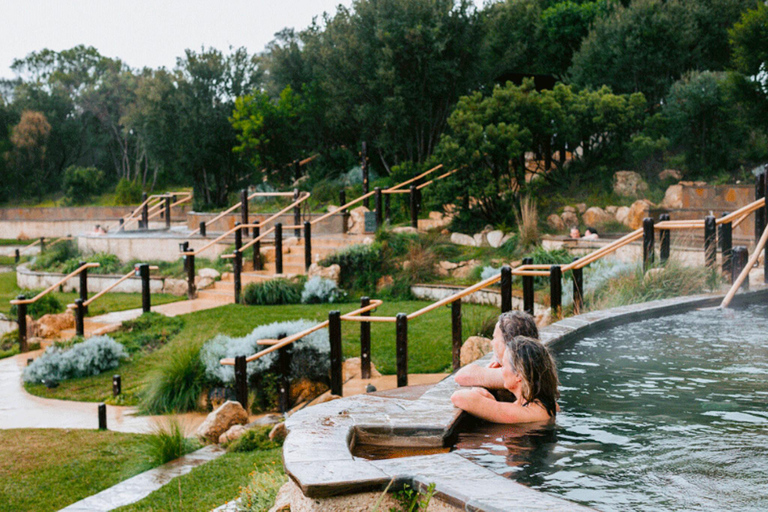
[141,342,206,414]
[300,276,345,303]
[23,335,127,383]
[243,278,301,305]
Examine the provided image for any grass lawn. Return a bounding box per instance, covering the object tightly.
[26,300,498,404]
[115,447,283,512]
[0,271,183,318]
[0,238,34,246]
[0,429,154,512]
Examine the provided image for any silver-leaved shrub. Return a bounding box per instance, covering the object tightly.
[200,319,329,385]
[23,335,128,383]
[300,276,345,304]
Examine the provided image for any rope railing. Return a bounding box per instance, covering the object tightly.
[10,262,100,305]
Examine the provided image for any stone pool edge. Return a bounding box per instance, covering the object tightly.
[282,287,768,511]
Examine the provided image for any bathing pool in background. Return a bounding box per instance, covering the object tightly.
[454,305,768,511]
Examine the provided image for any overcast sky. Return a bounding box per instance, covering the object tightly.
[0,0,364,79]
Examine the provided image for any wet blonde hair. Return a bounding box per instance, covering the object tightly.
[505,335,559,417]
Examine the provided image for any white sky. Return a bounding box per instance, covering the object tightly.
[0,0,360,79]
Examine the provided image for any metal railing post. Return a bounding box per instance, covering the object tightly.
[240,189,249,237]
[339,190,348,234]
[277,333,291,413]
[659,213,670,262]
[375,187,383,229]
[275,223,283,274]
[75,298,85,337]
[329,310,343,396]
[360,297,371,379]
[141,192,148,230]
[642,217,655,270]
[396,313,408,388]
[253,224,261,270]
[704,215,717,269]
[234,251,242,304]
[16,295,27,353]
[79,260,89,314]
[550,265,562,318]
[500,265,512,313]
[410,185,418,228]
[235,355,248,411]
[572,257,583,315]
[199,221,207,237]
[304,221,312,272]
[164,195,171,228]
[452,301,462,371]
[293,189,301,238]
[139,263,151,313]
[720,214,732,280]
[522,257,534,315]
[732,246,749,291]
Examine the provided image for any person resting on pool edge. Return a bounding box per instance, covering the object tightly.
[451,335,560,424]
[453,311,539,390]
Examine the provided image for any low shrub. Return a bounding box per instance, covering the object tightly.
[226,426,280,452]
[29,241,79,273]
[480,266,501,281]
[114,178,143,205]
[143,419,200,466]
[300,277,345,304]
[238,467,287,512]
[23,335,127,384]
[141,343,206,414]
[61,252,121,275]
[113,312,184,354]
[9,292,63,319]
[62,165,106,205]
[321,243,382,292]
[243,278,301,306]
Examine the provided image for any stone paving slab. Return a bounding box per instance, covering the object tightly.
[60,445,225,512]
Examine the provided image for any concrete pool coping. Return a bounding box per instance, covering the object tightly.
[283,287,768,511]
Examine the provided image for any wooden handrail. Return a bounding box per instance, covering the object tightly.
[188,191,297,236]
[65,265,160,308]
[311,190,377,226]
[386,165,443,192]
[119,192,192,230]
[19,238,42,254]
[236,226,276,253]
[10,262,100,305]
[416,168,459,190]
[20,235,73,255]
[184,223,261,256]
[145,194,193,222]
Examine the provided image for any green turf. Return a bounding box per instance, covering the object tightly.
[0,238,34,246]
[114,448,283,512]
[0,429,153,512]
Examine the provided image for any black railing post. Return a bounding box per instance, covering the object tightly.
[113,375,121,397]
[732,246,749,290]
[234,222,243,253]
[500,265,512,313]
[275,223,283,274]
[16,295,27,353]
[452,300,462,371]
[522,257,534,315]
[235,355,248,411]
[385,193,391,224]
[550,265,562,318]
[277,333,291,413]
[139,263,151,313]
[119,218,124,231]
[362,141,369,209]
[642,217,655,270]
[234,251,242,304]
[720,214,732,280]
[253,224,261,270]
[294,160,301,183]
[240,189,249,237]
[303,221,312,272]
[79,260,89,314]
[199,221,207,237]
[164,195,171,228]
[75,298,85,337]
[39,237,45,253]
[293,189,301,238]
[375,187,383,229]
[339,190,348,234]
[14,249,19,264]
[396,313,408,387]
[186,253,196,300]
[360,297,371,379]
[410,185,418,228]
[141,192,148,230]
[764,174,768,283]
[572,257,584,315]
[756,173,765,244]
[704,215,717,269]
[329,310,343,396]
[659,213,670,263]
[98,403,107,430]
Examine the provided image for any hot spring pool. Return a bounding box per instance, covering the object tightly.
[454,304,768,511]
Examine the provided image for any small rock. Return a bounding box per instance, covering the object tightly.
[162,278,188,296]
[626,199,654,230]
[376,275,394,291]
[576,203,587,214]
[658,169,682,181]
[661,184,683,209]
[366,384,377,393]
[197,268,220,279]
[450,233,475,246]
[644,267,665,283]
[473,233,487,247]
[392,226,418,234]
[605,206,618,215]
[615,206,630,225]
[361,236,374,245]
[219,424,246,445]
[283,237,300,248]
[342,357,382,380]
[269,422,288,444]
[561,211,579,228]
[37,312,75,338]
[460,336,493,366]
[679,180,707,187]
[196,400,248,444]
[348,206,369,234]
[452,261,477,280]
[613,171,649,197]
[563,206,577,214]
[547,214,566,231]
[440,228,450,235]
[289,378,329,405]
[308,263,341,284]
[326,204,340,213]
[429,211,444,221]
[439,260,459,271]
[245,414,283,428]
[195,276,214,290]
[92,324,121,336]
[486,230,505,248]
[582,206,614,227]
[268,481,292,512]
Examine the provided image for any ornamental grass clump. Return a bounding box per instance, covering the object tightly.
[300,276,345,303]
[23,335,127,384]
[143,419,200,466]
[141,342,206,414]
[243,278,301,305]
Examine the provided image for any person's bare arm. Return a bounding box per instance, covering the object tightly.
[453,364,505,389]
[450,389,551,424]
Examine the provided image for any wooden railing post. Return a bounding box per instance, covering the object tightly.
[14,249,19,264]
[764,174,768,283]
[79,260,89,315]
[756,173,765,244]
[235,355,248,411]
[141,192,148,230]
[720,214,732,280]
[294,160,301,183]
[385,194,391,224]
[253,224,261,271]
[234,222,243,253]
[118,218,124,231]
[39,237,45,253]
[186,253,196,300]
[452,300,462,371]
[522,257,534,315]
[500,265,512,313]
[659,213,670,262]
[550,265,562,318]
[277,333,291,413]
[113,375,121,397]
[164,195,171,228]
[329,310,343,396]
[339,190,348,234]
[704,215,717,269]
[732,246,749,290]
[75,298,85,337]
[199,221,207,237]
[572,257,583,315]
[410,185,418,228]
[139,263,151,313]
[304,221,312,272]
[293,189,301,238]
[98,403,107,430]
[275,223,283,274]
[375,187,383,229]
[642,217,655,270]
[234,250,242,304]
[16,295,27,353]
[360,297,371,379]
[396,313,408,388]
[240,189,249,237]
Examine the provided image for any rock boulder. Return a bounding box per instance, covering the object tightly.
[289,378,329,405]
[661,184,683,209]
[615,206,630,225]
[486,230,506,248]
[626,199,654,230]
[342,356,382,381]
[613,171,649,197]
[163,278,188,296]
[582,206,614,227]
[547,214,566,232]
[308,263,341,284]
[460,336,493,366]
[219,424,246,445]
[196,400,248,444]
[348,206,369,234]
[658,169,682,181]
[561,211,579,228]
[37,312,75,338]
[198,268,220,280]
[450,233,475,246]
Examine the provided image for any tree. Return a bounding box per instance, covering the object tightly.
[6,110,52,200]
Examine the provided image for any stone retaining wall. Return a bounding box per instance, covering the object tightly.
[187,211,344,235]
[411,283,545,315]
[78,231,230,262]
[16,265,165,294]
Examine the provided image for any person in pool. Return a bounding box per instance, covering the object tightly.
[453,311,539,390]
[452,336,559,423]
